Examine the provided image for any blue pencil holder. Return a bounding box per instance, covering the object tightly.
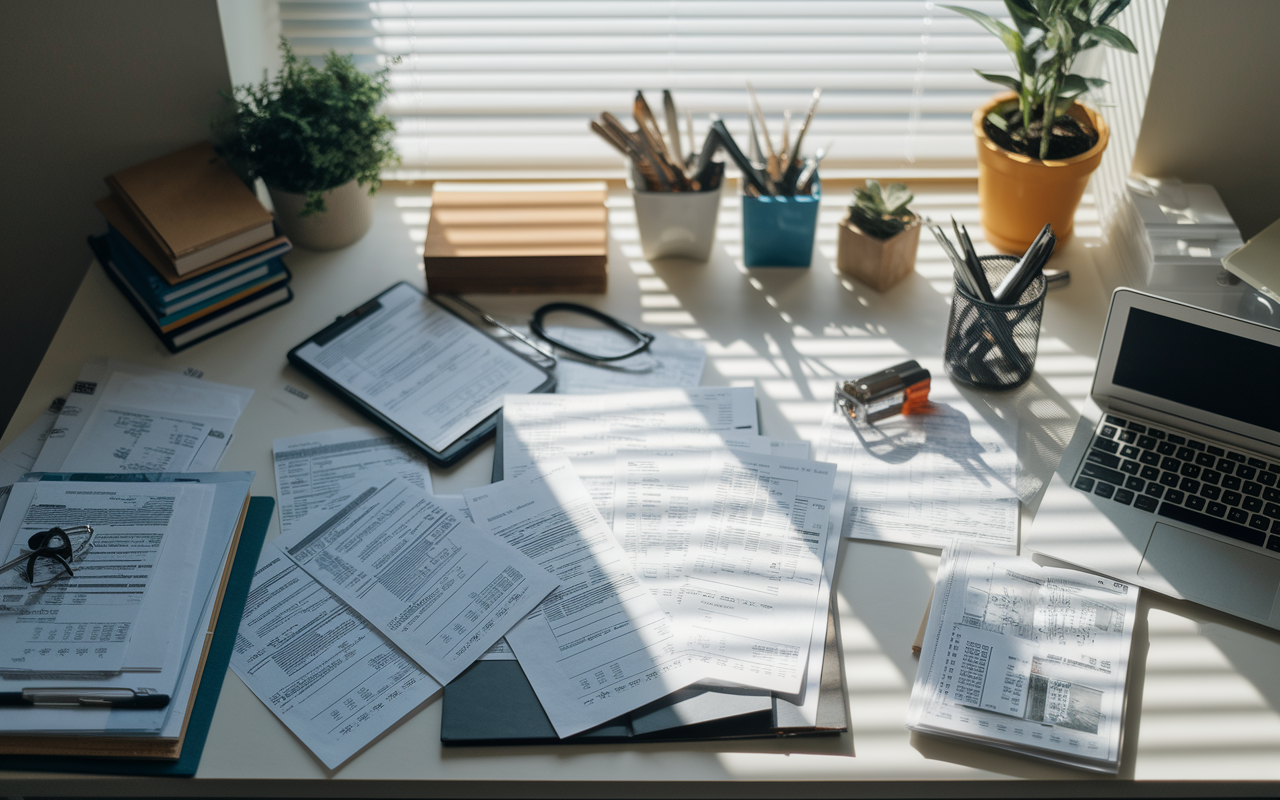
[741,177,821,267]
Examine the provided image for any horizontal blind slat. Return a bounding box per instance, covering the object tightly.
[275,0,1016,172]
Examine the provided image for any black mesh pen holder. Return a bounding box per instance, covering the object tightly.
[944,254,1046,390]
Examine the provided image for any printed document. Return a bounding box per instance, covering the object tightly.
[231,545,441,770]
[0,397,63,513]
[844,398,1018,552]
[908,546,1138,772]
[775,412,850,723]
[465,460,709,738]
[272,426,434,535]
[291,283,547,452]
[33,360,251,474]
[655,450,835,694]
[0,479,211,673]
[275,473,557,685]
[502,387,758,521]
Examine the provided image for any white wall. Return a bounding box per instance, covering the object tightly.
[1133,0,1280,239]
[0,1,233,433]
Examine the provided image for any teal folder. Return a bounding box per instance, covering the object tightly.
[0,496,273,777]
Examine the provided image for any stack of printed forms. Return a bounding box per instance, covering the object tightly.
[908,546,1140,773]
[0,360,254,743]
[240,387,845,768]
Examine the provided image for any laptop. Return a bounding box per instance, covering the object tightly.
[1025,288,1280,629]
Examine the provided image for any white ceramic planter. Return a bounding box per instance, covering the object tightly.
[628,166,722,262]
[267,178,375,251]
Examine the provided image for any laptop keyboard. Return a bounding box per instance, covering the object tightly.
[1075,414,1280,552]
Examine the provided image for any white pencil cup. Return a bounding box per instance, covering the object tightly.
[628,164,724,262]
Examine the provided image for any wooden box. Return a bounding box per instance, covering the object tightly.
[835,215,921,291]
[423,182,608,294]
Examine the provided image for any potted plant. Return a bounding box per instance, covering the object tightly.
[215,39,398,251]
[836,180,921,291]
[944,0,1136,253]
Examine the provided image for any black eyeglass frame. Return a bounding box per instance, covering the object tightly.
[0,525,96,585]
[529,302,656,363]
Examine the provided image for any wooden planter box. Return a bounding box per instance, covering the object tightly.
[836,215,921,291]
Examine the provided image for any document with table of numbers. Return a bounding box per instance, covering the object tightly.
[274,472,558,686]
[907,546,1138,772]
[465,459,710,738]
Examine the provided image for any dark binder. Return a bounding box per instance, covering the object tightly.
[441,592,847,745]
[0,496,273,777]
[288,282,555,467]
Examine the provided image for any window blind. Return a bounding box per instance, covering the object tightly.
[277,1,1021,179]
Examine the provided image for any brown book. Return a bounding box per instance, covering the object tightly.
[95,195,289,286]
[105,142,274,276]
[423,182,608,294]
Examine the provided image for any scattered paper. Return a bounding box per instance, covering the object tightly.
[231,545,441,770]
[465,460,708,738]
[844,398,1018,552]
[275,473,558,686]
[502,387,758,521]
[33,360,250,474]
[664,449,836,694]
[272,426,434,535]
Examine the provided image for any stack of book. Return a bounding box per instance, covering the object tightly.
[91,142,294,352]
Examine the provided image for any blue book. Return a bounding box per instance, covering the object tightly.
[105,226,291,314]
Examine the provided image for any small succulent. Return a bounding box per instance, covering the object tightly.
[847,181,916,240]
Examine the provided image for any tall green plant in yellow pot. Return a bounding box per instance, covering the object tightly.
[215,39,399,251]
[945,0,1136,253]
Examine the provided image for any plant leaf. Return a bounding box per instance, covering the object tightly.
[881,183,914,214]
[986,111,1010,131]
[976,70,1024,93]
[1097,0,1131,25]
[942,6,1024,55]
[1087,24,1139,53]
[1003,0,1042,35]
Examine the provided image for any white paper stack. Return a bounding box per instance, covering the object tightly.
[1107,176,1244,296]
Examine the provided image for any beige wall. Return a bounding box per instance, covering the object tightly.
[1133,0,1280,239]
[0,1,232,434]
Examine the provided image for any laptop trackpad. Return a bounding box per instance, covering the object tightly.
[1138,523,1280,621]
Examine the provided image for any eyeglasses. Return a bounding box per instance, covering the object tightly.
[0,525,96,585]
[443,296,655,368]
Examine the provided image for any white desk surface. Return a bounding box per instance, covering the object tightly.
[5,185,1280,797]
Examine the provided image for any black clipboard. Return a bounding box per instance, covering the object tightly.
[287,282,555,467]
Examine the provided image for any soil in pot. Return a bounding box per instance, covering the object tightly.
[983,103,1099,160]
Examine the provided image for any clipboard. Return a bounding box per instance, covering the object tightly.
[288,282,555,466]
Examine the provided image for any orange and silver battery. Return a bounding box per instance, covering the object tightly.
[835,360,931,424]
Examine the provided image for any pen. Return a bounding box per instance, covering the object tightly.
[993,224,1054,303]
[953,216,994,301]
[0,688,170,709]
[662,90,684,172]
[794,143,830,195]
[709,118,771,196]
[745,82,780,182]
[786,88,822,178]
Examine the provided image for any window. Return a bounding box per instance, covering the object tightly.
[277,0,1019,179]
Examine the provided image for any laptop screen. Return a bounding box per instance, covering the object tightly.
[1113,307,1280,434]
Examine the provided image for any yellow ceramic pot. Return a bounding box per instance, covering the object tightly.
[974,92,1110,254]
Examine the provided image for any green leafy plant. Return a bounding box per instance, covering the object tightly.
[215,38,398,215]
[945,0,1137,159]
[847,181,916,240]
